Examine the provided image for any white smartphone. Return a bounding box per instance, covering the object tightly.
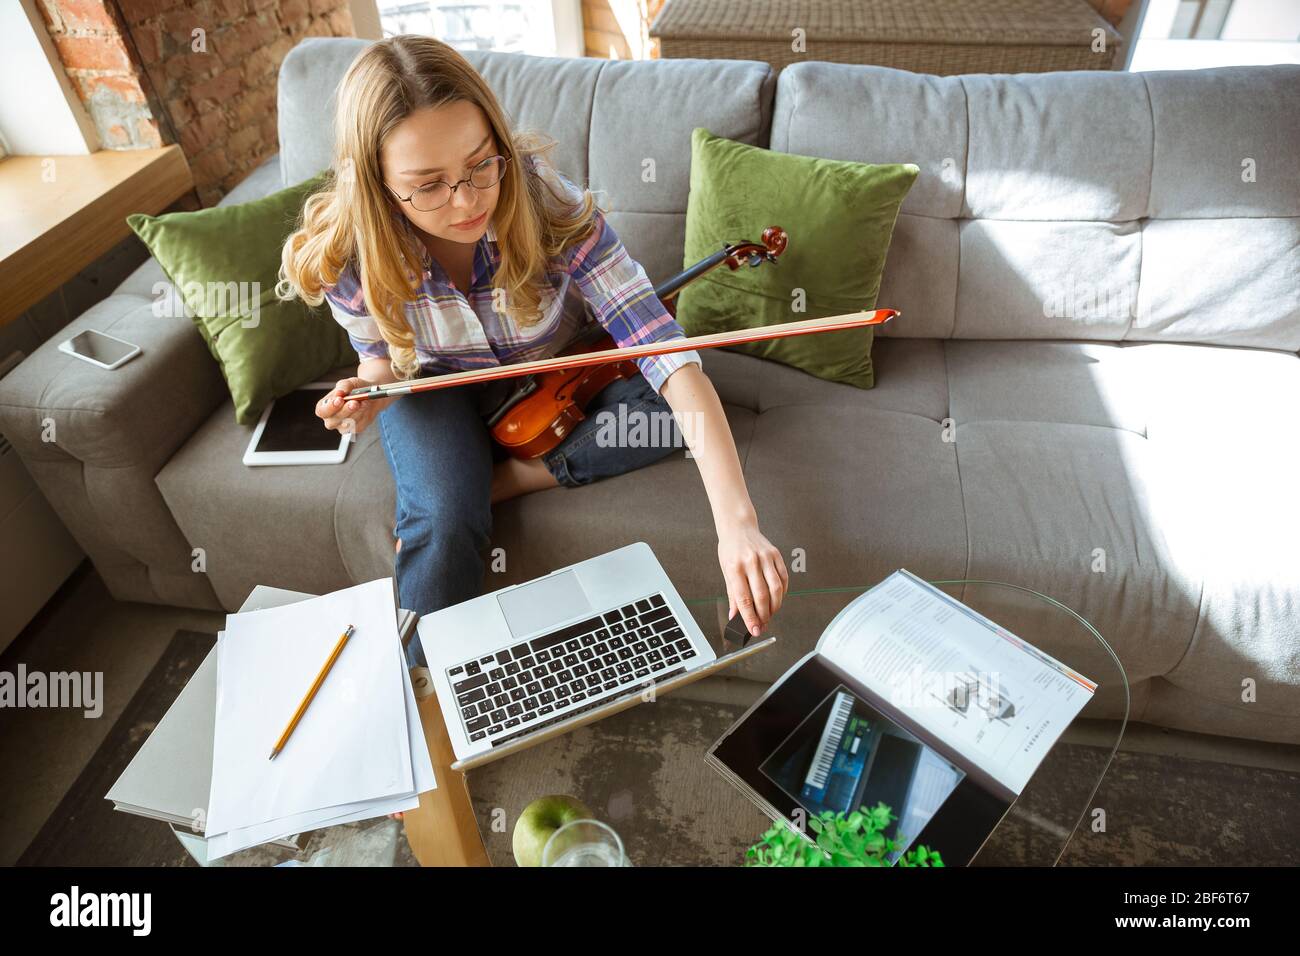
[58,329,142,370]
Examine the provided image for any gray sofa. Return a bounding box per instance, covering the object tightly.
[2,38,1296,745]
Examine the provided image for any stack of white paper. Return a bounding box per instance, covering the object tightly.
[203,577,436,860]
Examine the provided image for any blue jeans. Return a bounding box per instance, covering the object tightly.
[378,373,685,667]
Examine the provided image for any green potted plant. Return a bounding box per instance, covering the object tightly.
[744,802,945,867]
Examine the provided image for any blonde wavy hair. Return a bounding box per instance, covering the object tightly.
[277,35,600,380]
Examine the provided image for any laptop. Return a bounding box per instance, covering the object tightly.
[417,541,774,770]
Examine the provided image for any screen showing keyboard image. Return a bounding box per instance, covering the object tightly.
[760,685,966,864]
[447,592,697,747]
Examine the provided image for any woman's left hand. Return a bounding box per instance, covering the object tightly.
[718,519,788,639]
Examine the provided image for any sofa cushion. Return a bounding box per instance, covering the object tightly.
[946,339,1300,723]
[127,172,353,425]
[956,219,1143,340]
[1133,216,1300,350]
[114,154,286,301]
[772,61,1300,351]
[953,420,1201,679]
[945,340,1148,433]
[706,336,950,421]
[0,293,230,608]
[154,364,400,610]
[675,126,916,389]
[945,339,1300,437]
[960,71,1154,222]
[1145,66,1300,220]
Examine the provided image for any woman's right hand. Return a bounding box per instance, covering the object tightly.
[317,377,389,436]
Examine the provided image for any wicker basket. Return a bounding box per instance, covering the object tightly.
[649,0,1123,74]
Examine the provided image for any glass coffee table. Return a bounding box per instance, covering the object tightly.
[677,579,1130,866]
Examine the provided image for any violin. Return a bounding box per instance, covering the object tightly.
[485,226,789,460]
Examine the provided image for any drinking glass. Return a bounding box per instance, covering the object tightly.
[541,819,631,867]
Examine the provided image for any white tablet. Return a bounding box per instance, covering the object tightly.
[242,382,351,467]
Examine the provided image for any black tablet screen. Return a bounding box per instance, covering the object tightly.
[256,387,343,453]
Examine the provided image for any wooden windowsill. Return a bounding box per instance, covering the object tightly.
[0,145,193,328]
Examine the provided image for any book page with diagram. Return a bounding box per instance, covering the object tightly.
[816,571,1097,795]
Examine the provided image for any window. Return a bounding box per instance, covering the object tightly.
[0,0,98,155]
[376,0,583,56]
[1130,0,1300,70]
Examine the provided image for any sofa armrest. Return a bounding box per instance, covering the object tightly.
[0,292,227,609]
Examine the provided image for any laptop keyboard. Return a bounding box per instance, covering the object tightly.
[446,591,699,745]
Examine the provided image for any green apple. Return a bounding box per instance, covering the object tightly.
[513,794,593,867]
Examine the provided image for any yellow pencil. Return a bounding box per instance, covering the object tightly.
[269,624,355,760]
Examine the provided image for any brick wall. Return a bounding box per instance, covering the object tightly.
[36,0,165,150]
[38,0,355,207]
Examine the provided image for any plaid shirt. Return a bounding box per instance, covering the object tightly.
[323,154,701,395]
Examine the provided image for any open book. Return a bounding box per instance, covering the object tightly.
[707,569,1097,865]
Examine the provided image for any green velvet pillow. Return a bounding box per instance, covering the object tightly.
[675,128,918,388]
[127,173,353,425]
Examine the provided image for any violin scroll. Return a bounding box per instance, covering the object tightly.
[760,225,787,260]
[722,225,788,271]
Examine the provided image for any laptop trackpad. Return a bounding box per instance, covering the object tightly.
[497,569,594,639]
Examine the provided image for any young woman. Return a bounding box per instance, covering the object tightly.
[279,36,786,669]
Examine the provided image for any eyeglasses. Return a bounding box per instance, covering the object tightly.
[389,154,511,213]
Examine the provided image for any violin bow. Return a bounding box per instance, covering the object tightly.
[347,308,898,401]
